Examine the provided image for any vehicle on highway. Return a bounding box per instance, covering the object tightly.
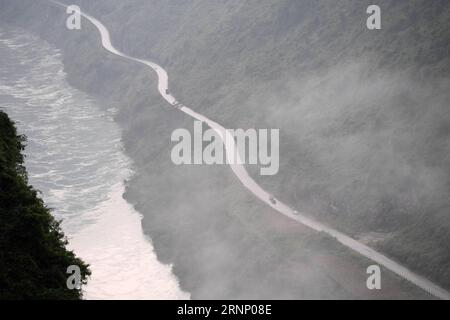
[172,101,182,109]
[269,196,277,205]
[293,210,299,215]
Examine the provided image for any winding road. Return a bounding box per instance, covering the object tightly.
[49,0,450,300]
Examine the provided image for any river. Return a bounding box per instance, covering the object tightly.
[0,24,189,300]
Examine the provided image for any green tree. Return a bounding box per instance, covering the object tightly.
[0,110,90,299]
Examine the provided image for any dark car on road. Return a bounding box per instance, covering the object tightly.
[269,196,277,205]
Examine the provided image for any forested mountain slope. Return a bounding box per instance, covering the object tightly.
[1,0,448,297]
[73,0,450,290]
[0,111,90,299]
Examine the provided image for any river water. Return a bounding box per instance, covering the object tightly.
[0,25,189,299]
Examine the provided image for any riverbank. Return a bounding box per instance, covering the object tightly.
[0,108,90,299]
[0,23,188,299]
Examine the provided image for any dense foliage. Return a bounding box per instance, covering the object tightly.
[0,110,90,299]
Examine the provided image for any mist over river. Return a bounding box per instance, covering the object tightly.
[0,25,188,299]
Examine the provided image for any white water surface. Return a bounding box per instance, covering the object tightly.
[0,25,189,300]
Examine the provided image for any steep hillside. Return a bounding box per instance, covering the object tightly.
[0,110,90,299]
[68,0,450,290]
[1,0,448,296]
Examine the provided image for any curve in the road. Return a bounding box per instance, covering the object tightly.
[49,0,450,300]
